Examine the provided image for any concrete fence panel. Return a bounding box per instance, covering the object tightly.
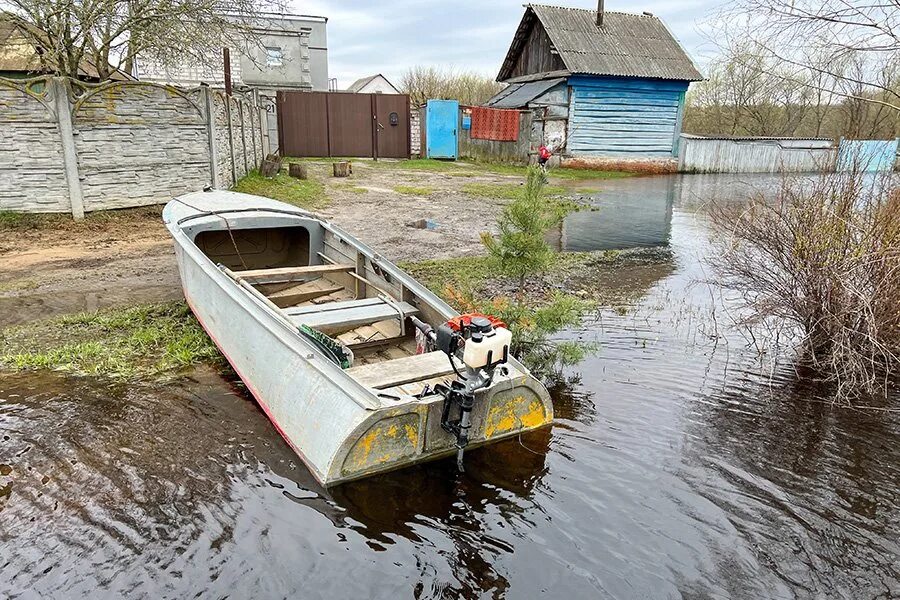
[72,82,210,211]
[0,79,70,213]
[0,76,265,217]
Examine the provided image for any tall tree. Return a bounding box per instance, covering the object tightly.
[722,0,900,112]
[0,0,285,80]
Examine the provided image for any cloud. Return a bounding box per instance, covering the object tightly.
[290,0,721,88]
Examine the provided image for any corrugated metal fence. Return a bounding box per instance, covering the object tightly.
[678,136,836,173]
[837,139,900,172]
[679,135,900,173]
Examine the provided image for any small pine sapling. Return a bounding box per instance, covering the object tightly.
[481,166,567,299]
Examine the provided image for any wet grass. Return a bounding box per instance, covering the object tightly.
[233,169,328,209]
[281,157,633,181]
[0,205,164,232]
[402,247,674,307]
[0,301,223,380]
[402,252,593,298]
[393,185,434,196]
[461,182,567,200]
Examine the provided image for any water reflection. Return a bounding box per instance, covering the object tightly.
[553,176,675,252]
[681,370,900,596]
[3,173,899,598]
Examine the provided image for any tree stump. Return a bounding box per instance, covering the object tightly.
[288,163,308,179]
[260,153,282,178]
[332,161,352,177]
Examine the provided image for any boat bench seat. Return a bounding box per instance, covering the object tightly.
[286,297,418,335]
[235,263,355,285]
[346,351,462,390]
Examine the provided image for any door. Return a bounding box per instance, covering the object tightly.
[426,99,458,159]
[374,94,411,159]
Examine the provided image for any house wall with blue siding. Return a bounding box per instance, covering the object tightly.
[566,76,689,158]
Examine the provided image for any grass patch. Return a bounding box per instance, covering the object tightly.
[0,279,39,293]
[458,159,632,181]
[393,185,434,196]
[280,156,632,182]
[0,301,223,380]
[333,183,368,194]
[0,205,163,232]
[233,169,327,209]
[401,252,592,297]
[461,182,567,200]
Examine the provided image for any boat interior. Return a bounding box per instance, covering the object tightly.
[194,222,465,398]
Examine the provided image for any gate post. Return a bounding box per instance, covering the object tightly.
[51,77,85,220]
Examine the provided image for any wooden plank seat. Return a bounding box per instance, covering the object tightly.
[286,297,418,335]
[346,351,462,390]
[235,264,355,285]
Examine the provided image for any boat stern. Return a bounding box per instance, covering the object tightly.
[326,371,553,485]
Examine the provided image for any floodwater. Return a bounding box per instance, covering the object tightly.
[2,174,899,599]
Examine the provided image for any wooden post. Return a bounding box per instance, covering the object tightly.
[288,163,308,179]
[223,48,232,96]
[52,77,85,220]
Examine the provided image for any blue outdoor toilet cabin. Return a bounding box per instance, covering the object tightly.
[490,3,703,165]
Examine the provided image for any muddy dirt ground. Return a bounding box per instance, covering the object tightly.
[0,161,575,326]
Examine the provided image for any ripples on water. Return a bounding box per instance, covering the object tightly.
[2,175,899,598]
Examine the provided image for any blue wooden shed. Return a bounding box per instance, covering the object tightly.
[490,4,703,163]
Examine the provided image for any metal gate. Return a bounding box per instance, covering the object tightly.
[837,139,900,172]
[425,99,459,159]
[277,91,410,158]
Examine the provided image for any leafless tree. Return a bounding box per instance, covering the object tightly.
[722,0,900,112]
[400,66,504,106]
[1,0,285,80]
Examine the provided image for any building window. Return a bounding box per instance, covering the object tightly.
[265,47,283,67]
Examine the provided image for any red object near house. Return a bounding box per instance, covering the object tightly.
[470,106,519,141]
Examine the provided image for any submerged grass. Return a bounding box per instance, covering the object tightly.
[233,169,328,209]
[0,301,223,380]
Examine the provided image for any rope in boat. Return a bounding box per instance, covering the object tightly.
[171,196,249,270]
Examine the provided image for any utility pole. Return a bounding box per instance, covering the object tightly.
[223,47,232,96]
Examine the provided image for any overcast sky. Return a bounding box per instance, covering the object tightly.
[292,0,725,89]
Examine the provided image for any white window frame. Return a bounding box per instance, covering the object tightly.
[265,46,283,67]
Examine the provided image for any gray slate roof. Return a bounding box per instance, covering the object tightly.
[498,5,703,82]
[486,77,565,108]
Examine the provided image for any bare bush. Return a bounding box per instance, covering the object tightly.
[400,66,503,106]
[710,169,900,402]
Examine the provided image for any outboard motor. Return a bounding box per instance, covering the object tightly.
[410,314,512,471]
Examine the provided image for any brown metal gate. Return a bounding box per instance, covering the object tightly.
[277,92,410,158]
